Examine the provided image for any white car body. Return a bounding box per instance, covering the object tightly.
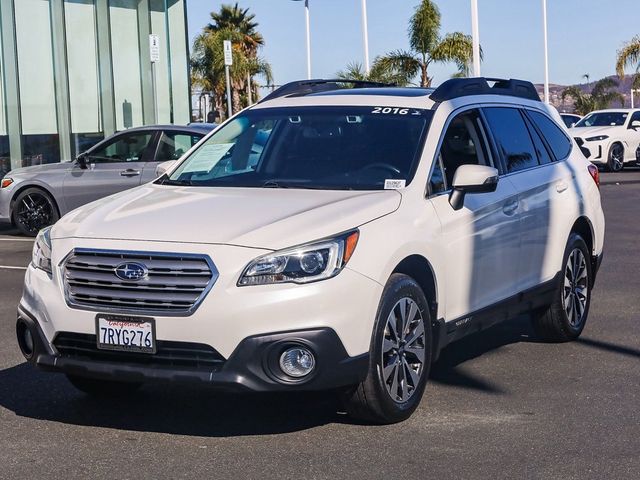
[17,78,605,422]
[571,109,640,169]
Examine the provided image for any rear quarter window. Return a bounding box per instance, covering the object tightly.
[528,111,572,160]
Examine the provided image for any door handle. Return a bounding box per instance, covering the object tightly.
[556,181,568,193]
[502,200,518,216]
[120,169,140,177]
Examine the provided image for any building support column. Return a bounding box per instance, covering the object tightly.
[96,0,116,136]
[138,0,156,124]
[0,0,23,170]
[50,0,72,161]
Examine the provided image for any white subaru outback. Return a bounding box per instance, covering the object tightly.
[17,78,605,424]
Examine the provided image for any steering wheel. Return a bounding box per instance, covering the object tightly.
[360,162,401,175]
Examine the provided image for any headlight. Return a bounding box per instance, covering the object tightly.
[585,135,609,142]
[1,177,13,188]
[238,230,359,286]
[32,226,53,274]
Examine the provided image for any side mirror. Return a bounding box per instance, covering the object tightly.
[449,164,499,211]
[155,160,177,178]
[631,120,640,129]
[76,153,88,170]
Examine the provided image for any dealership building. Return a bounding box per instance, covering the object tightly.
[0,0,190,175]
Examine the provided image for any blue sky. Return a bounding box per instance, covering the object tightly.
[186,0,640,87]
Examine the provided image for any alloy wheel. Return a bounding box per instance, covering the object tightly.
[15,193,54,235]
[381,297,426,403]
[610,145,624,171]
[563,248,589,327]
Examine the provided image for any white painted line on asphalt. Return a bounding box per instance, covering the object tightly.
[0,265,27,270]
[0,237,34,242]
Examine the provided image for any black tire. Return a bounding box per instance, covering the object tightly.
[532,233,592,342]
[11,187,59,237]
[66,375,142,397]
[343,273,432,424]
[606,143,624,172]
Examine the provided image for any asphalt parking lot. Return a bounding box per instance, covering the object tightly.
[0,170,638,480]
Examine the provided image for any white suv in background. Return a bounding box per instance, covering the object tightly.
[17,78,605,424]
[572,109,640,171]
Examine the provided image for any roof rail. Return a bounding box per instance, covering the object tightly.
[260,79,394,103]
[430,77,540,103]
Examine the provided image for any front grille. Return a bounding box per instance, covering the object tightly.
[62,249,218,315]
[54,332,225,371]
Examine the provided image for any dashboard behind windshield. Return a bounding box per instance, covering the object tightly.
[161,106,433,190]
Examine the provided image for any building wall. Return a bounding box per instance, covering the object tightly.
[0,0,189,176]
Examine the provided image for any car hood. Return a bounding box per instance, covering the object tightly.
[52,184,402,250]
[7,162,72,178]
[571,126,620,137]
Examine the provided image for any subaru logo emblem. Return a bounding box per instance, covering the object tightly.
[114,262,148,281]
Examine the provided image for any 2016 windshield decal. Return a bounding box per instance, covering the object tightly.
[371,107,422,115]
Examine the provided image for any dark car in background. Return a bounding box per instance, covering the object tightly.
[0,124,214,236]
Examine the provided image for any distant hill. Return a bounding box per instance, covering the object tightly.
[533,75,637,112]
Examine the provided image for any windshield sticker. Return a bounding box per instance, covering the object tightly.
[182,143,234,173]
[371,107,422,116]
[384,179,406,190]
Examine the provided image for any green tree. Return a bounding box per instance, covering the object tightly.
[191,4,272,119]
[372,0,476,87]
[561,78,624,116]
[616,36,640,89]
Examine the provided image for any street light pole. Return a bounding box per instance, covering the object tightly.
[542,0,550,104]
[304,0,311,79]
[470,0,480,77]
[361,0,370,74]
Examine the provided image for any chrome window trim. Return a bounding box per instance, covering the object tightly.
[60,248,219,317]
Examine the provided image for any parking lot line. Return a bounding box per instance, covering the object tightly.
[0,265,27,270]
[0,238,34,242]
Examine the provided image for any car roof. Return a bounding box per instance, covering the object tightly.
[587,109,639,114]
[254,78,543,111]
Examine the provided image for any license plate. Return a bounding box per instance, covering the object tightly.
[96,314,156,354]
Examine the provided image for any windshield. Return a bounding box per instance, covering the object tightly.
[575,112,628,127]
[160,106,432,190]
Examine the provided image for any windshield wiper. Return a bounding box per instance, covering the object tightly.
[159,176,193,186]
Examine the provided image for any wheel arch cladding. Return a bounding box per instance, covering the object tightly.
[571,216,594,255]
[391,255,437,318]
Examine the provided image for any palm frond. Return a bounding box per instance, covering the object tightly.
[430,32,474,72]
[616,36,640,77]
[409,0,441,55]
[373,51,421,86]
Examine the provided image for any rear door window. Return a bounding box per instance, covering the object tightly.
[527,111,572,160]
[483,107,539,174]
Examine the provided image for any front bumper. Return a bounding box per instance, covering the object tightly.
[18,237,382,391]
[577,139,607,164]
[18,305,368,391]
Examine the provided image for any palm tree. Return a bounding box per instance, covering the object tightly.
[616,36,640,89]
[373,0,475,87]
[561,77,624,116]
[335,61,415,86]
[192,4,272,118]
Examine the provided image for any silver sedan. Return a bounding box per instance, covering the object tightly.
[0,124,213,236]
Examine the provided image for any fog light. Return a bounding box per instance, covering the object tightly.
[279,346,316,378]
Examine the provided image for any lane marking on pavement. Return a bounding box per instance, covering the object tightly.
[0,265,27,270]
[0,237,34,242]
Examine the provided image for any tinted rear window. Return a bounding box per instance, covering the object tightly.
[483,107,539,173]
[528,111,572,160]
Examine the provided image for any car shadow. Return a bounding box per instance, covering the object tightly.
[0,315,540,437]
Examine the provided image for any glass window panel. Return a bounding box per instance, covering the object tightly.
[109,0,143,130]
[483,107,539,174]
[529,111,572,161]
[168,0,189,124]
[15,0,58,135]
[65,0,102,135]
[155,132,202,162]
[0,1,8,176]
[150,0,171,124]
[87,132,153,163]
